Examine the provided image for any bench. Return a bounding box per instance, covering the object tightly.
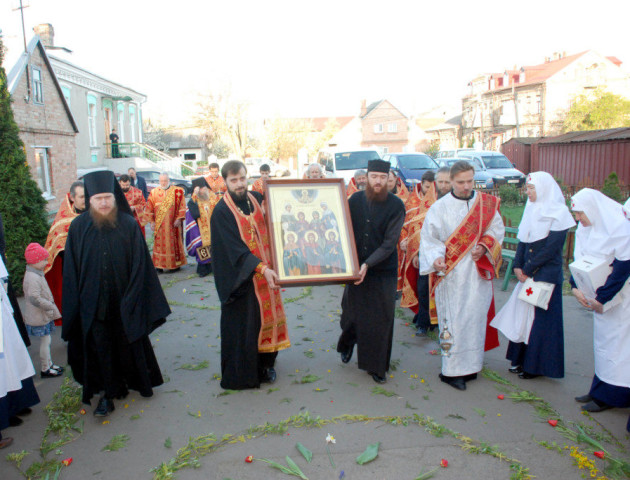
[501,226,519,291]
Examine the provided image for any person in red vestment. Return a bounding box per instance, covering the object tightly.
[43,181,85,325]
[251,164,270,195]
[346,169,367,198]
[205,163,227,195]
[119,174,148,236]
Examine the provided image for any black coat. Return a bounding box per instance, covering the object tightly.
[513,229,568,285]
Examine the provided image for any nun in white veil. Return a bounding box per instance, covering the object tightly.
[570,189,630,432]
[504,172,575,379]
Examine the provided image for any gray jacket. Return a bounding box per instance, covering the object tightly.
[22,266,61,327]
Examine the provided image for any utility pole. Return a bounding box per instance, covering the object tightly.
[513,85,520,137]
[12,0,31,102]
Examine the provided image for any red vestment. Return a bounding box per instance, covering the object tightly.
[205,174,227,195]
[145,186,187,269]
[124,186,148,236]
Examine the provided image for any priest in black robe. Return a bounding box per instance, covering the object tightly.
[211,160,291,390]
[337,160,405,384]
[62,171,170,416]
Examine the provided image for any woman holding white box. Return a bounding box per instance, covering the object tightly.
[570,188,630,434]
[503,172,575,379]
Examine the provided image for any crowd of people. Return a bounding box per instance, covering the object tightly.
[1,159,629,449]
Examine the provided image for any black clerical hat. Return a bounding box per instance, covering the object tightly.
[192,177,210,190]
[83,170,132,216]
[367,159,391,174]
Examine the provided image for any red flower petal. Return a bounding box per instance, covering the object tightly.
[79,408,86,415]
[62,458,73,466]
[593,451,605,459]
[548,419,558,427]
[245,455,253,463]
[440,459,448,468]
[497,394,504,400]
[282,289,286,292]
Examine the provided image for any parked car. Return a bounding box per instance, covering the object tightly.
[436,148,474,159]
[458,151,526,187]
[438,157,502,190]
[382,153,439,189]
[317,149,381,185]
[136,169,193,195]
[246,158,291,178]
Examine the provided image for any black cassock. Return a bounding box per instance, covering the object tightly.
[337,191,405,378]
[211,191,276,390]
[62,211,170,403]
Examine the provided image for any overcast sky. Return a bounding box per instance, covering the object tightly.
[3,0,630,125]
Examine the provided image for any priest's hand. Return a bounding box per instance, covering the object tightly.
[264,268,280,289]
[354,263,368,285]
[433,257,447,273]
[587,298,604,314]
[173,218,183,229]
[471,244,485,262]
[412,256,419,269]
[400,238,408,252]
[514,268,528,282]
[572,288,591,309]
[193,186,200,197]
[130,205,136,212]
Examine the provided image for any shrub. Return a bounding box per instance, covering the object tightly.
[601,172,623,203]
[498,184,523,206]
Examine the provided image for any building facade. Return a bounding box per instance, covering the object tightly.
[462,51,630,150]
[360,99,408,154]
[7,36,78,214]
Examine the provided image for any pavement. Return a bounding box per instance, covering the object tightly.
[3,260,629,480]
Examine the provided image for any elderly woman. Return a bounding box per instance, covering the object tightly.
[504,172,575,379]
[305,163,324,179]
[570,189,630,433]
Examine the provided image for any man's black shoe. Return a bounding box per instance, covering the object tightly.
[340,346,354,364]
[575,394,592,403]
[16,407,32,417]
[416,326,428,337]
[93,397,115,417]
[518,372,540,379]
[8,416,23,427]
[581,400,613,413]
[370,372,386,384]
[261,367,277,384]
[439,373,466,391]
[464,373,478,382]
[509,365,523,374]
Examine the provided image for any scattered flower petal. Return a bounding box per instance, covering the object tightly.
[548,419,558,427]
[182,289,186,293]
[326,433,336,444]
[593,451,605,459]
[79,408,86,415]
[62,458,73,466]
[429,349,439,355]
[497,394,504,400]
[245,455,253,463]
[102,420,110,425]
[440,459,448,468]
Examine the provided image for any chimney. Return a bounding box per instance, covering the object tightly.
[34,23,54,47]
[360,99,367,117]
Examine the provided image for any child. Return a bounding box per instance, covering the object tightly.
[23,243,63,378]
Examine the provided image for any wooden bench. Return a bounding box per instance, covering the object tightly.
[501,226,519,291]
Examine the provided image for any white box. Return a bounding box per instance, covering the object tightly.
[569,255,622,311]
[517,278,554,310]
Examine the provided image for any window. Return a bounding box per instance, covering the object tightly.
[61,86,71,108]
[382,147,389,154]
[387,123,398,133]
[34,148,52,197]
[373,123,383,133]
[87,96,98,147]
[32,67,44,103]
[184,153,196,160]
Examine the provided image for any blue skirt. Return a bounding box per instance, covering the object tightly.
[0,377,41,431]
[589,374,630,433]
[26,320,55,337]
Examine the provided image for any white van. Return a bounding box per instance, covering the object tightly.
[317,148,381,185]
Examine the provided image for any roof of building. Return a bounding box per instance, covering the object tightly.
[537,128,630,144]
[425,115,462,132]
[361,99,408,120]
[7,36,78,133]
[503,137,541,145]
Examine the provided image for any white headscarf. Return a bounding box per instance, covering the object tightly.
[571,188,630,261]
[517,172,576,243]
[623,197,630,221]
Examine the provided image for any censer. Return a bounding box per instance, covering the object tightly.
[436,269,454,357]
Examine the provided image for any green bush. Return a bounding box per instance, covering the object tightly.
[0,37,50,293]
[601,172,623,203]
[498,184,523,206]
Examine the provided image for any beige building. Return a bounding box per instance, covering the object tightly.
[462,51,630,150]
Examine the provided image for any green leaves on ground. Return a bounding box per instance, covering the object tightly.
[415,467,439,479]
[472,407,486,418]
[102,434,130,452]
[176,360,209,371]
[372,386,397,397]
[164,437,172,448]
[256,456,308,479]
[356,442,380,465]
[295,442,312,463]
[296,375,321,384]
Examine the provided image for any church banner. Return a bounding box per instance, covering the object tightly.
[264,178,360,286]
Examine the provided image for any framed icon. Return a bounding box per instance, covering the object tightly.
[264,178,360,286]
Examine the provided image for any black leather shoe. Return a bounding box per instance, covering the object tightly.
[518,372,540,379]
[464,373,478,382]
[509,365,523,374]
[340,346,354,364]
[370,372,386,384]
[8,416,23,427]
[581,400,613,413]
[439,373,466,391]
[41,368,63,378]
[93,397,115,417]
[575,394,593,403]
[16,407,32,416]
[261,367,277,384]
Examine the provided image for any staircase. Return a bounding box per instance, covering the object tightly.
[104,143,195,177]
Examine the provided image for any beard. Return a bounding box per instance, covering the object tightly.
[357,183,366,191]
[121,187,130,193]
[90,205,118,229]
[366,182,388,203]
[228,187,247,202]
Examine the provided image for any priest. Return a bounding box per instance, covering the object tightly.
[44,181,85,325]
[251,164,271,195]
[337,160,405,384]
[345,169,367,198]
[185,177,219,277]
[205,162,227,195]
[144,173,187,272]
[62,170,170,416]
[119,174,148,237]
[211,160,290,390]
[420,161,504,391]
